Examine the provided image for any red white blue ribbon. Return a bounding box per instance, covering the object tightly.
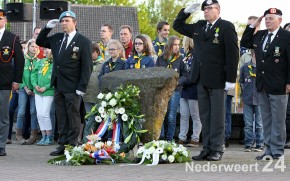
[95,118,110,137]
[90,149,114,164]
[112,121,121,151]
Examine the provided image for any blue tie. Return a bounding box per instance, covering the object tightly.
[264,33,273,52]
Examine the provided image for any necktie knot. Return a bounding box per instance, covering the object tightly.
[264,33,273,51]
[205,23,212,32]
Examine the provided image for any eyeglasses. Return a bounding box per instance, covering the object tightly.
[135,42,144,46]
[203,6,218,11]
[108,48,117,51]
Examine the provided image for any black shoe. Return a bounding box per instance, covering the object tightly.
[272,154,282,160]
[255,154,272,161]
[50,145,65,156]
[284,142,290,149]
[0,148,6,156]
[192,151,210,161]
[224,138,229,148]
[207,151,223,161]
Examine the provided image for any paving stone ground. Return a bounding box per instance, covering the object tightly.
[0,140,289,181]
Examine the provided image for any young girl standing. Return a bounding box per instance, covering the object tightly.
[125,35,155,69]
[15,39,39,145]
[31,48,54,145]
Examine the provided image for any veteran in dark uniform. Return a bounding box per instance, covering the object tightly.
[0,9,25,156]
[36,11,92,156]
[241,8,290,160]
[173,0,239,161]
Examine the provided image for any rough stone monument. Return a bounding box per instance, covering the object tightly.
[99,67,178,143]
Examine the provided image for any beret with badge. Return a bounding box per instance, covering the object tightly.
[264,8,282,16]
[0,9,6,17]
[201,0,219,11]
[59,11,76,22]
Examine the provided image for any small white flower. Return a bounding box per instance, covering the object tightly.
[101,101,107,107]
[168,155,175,163]
[98,107,104,114]
[95,142,104,149]
[182,150,188,157]
[114,92,120,98]
[161,154,167,161]
[95,116,102,122]
[97,93,104,99]
[107,141,112,147]
[172,152,177,156]
[114,107,120,114]
[105,92,112,100]
[109,98,117,107]
[119,107,125,114]
[114,143,120,150]
[121,114,128,121]
[156,147,163,154]
[100,112,106,118]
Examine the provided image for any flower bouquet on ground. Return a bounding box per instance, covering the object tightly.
[86,85,147,153]
[134,140,191,165]
[48,134,130,166]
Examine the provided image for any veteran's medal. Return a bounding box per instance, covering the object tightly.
[213,28,219,44]
[274,46,281,57]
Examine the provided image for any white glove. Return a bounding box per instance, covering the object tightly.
[76,90,85,97]
[184,3,201,14]
[46,19,59,28]
[225,82,236,91]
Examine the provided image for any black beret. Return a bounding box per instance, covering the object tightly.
[201,0,219,11]
[264,8,282,16]
[0,9,6,17]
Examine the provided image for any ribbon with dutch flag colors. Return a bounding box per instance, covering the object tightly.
[90,149,115,164]
[95,117,110,137]
[112,121,121,151]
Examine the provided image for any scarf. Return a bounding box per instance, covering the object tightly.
[134,53,146,69]
[167,55,179,69]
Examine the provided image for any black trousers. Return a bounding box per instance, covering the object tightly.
[197,82,226,153]
[54,88,81,146]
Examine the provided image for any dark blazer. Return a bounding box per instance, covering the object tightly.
[98,57,126,79]
[36,27,92,93]
[0,30,24,90]
[240,26,290,95]
[156,55,189,92]
[125,55,155,69]
[173,9,239,89]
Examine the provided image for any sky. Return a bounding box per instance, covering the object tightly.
[201,0,290,27]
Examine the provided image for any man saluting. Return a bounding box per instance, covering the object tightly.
[36,11,92,156]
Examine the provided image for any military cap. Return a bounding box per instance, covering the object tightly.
[201,0,219,11]
[264,8,282,16]
[59,11,76,22]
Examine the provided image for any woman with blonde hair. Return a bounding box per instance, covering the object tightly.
[178,36,201,147]
[15,39,40,145]
[98,39,126,80]
[31,48,54,145]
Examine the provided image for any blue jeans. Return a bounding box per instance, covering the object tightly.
[160,91,181,141]
[225,95,233,140]
[16,88,38,130]
[243,104,264,147]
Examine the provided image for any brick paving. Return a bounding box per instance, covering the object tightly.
[0,141,289,181]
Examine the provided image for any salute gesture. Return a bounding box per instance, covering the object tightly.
[184,3,201,14]
[46,19,59,28]
[251,15,264,28]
